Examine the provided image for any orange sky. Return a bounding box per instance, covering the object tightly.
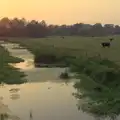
[1,0,120,24]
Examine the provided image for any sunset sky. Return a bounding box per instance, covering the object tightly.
[1,0,120,25]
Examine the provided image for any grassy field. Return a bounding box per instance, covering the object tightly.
[8,36,120,63]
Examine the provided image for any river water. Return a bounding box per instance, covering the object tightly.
[0,42,93,120]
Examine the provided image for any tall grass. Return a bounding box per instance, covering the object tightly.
[70,56,120,119]
[0,46,27,84]
[70,56,120,88]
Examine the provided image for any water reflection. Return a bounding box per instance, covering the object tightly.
[73,78,120,120]
[0,100,20,120]
[0,97,3,101]
[9,60,34,70]
[10,94,20,100]
[9,88,20,93]
[9,88,20,100]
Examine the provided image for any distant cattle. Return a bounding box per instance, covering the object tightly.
[101,42,111,48]
[109,38,114,41]
[61,36,64,39]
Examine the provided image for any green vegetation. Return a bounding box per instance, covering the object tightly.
[7,36,120,119]
[0,45,27,84]
[8,36,120,67]
[70,56,120,119]
[59,70,70,79]
[70,56,120,89]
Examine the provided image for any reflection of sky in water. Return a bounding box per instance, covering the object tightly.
[1,43,34,61]
[0,83,93,120]
[9,60,34,70]
[10,94,20,100]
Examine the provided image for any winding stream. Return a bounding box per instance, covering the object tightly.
[0,42,93,120]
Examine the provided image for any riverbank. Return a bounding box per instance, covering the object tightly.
[71,56,120,119]
[71,56,120,89]
[0,43,27,84]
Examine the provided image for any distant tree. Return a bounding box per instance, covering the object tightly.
[26,20,48,37]
[0,17,10,36]
[104,24,114,35]
[90,23,105,36]
[0,17,119,38]
[114,25,120,34]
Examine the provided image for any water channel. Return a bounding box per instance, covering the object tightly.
[0,42,94,120]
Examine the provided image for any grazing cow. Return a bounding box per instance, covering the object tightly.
[109,38,114,41]
[61,36,64,39]
[101,42,111,48]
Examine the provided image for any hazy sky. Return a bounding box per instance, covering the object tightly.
[1,0,120,24]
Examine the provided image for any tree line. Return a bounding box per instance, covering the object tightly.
[0,17,120,38]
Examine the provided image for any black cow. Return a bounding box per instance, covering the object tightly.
[101,42,111,48]
[61,36,64,39]
[109,38,114,41]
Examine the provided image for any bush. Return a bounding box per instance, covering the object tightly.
[70,56,120,89]
[71,57,120,119]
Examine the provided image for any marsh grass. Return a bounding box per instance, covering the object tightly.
[70,56,120,119]
[0,46,27,84]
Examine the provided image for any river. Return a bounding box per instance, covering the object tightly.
[0,42,94,120]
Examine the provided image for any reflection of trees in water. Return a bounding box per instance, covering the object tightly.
[9,88,20,93]
[10,94,20,100]
[0,97,3,101]
[0,100,20,120]
[9,88,20,100]
[73,74,120,120]
[0,84,5,88]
